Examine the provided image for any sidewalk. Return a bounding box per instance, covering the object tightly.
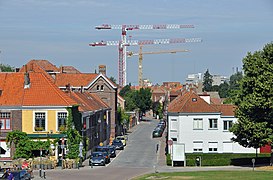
[158,129,167,167]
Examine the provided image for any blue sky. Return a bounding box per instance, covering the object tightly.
[0,0,273,85]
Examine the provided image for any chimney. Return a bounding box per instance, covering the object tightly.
[98,65,106,76]
[80,86,84,93]
[24,65,31,89]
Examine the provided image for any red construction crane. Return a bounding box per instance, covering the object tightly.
[90,24,200,87]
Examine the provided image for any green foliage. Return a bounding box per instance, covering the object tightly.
[218,82,229,98]
[135,88,152,114]
[65,107,84,159]
[109,76,117,84]
[0,63,14,72]
[119,83,132,97]
[166,153,270,166]
[6,131,50,159]
[152,101,163,119]
[124,90,138,111]
[117,106,129,125]
[202,69,213,92]
[230,42,273,149]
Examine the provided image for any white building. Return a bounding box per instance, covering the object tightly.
[167,91,256,154]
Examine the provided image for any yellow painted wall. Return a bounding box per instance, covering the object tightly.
[22,109,67,134]
[22,110,33,133]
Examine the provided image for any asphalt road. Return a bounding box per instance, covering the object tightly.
[33,117,160,180]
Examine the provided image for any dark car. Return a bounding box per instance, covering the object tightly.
[94,146,111,163]
[112,139,124,150]
[1,169,31,180]
[89,152,106,166]
[107,145,116,158]
[152,128,163,138]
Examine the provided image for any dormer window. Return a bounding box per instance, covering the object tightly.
[101,85,104,91]
[192,98,197,102]
[97,85,100,91]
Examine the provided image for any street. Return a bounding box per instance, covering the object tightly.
[33,117,161,180]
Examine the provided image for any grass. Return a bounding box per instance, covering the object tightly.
[134,170,273,180]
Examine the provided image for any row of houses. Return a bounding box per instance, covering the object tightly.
[0,60,125,162]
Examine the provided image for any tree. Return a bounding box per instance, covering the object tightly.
[230,42,273,158]
[119,83,131,97]
[109,76,117,84]
[0,63,14,72]
[135,88,152,114]
[152,101,163,119]
[202,69,213,92]
[218,82,229,98]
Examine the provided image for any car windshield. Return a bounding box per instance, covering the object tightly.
[92,153,103,157]
[117,137,124,140]
[113,140,122,143]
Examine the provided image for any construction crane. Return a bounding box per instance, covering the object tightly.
[90,24,201,87]
[127,46,189,87]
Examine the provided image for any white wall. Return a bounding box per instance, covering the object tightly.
[168,114,257,154]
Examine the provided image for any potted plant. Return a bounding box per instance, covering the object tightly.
[59,125,67,132]
[35,126,44,131]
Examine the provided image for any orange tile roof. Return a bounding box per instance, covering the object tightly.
[54,73,98,87]
[168,91,220,113]
[61,66,81,74]
[0,72,77,107]
[212,104,237,116]
[19,60,59,72]
[69,91,109,112]
[0,73,25,106]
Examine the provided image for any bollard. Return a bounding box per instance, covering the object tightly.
[39,169,42,177]
[43,170,46,179]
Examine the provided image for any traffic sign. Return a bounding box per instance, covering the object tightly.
[167,140,173,146]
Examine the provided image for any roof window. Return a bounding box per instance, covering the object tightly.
[192,98,197,102]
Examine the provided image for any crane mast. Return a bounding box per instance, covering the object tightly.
[127,46,189,87]
[90,23,200,87]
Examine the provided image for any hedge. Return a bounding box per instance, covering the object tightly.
[166,153,271,166]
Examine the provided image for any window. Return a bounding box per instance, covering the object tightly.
[0,112,11,130]
[97,85,100,91]
[209,118,218,129]
[193,118,203,129]
[58,112,67,131]
[171,138,177,142]
[35,112,45,131]
[223,120,233,131]
[193,141,203,152]
[209,142,218,152]
[100,85,104,91]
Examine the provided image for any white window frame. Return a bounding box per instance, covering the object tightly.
[57,112,68,131]
[223,120,233,131]
[208,142,218,152]
[33,111,47,132]
[193,118,203,130]
[209,118,218,129]
[193,141,203,152]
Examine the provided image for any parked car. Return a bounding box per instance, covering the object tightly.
[116,135,128,146]
[95,146,111,163]
[1,169,31,180]
[152,128,163,138]
[112,139,124,150]
[107,145,117,158]
[89,152,106,166]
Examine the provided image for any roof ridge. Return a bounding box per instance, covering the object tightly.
[40,72,75,106]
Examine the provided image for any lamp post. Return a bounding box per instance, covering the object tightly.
[78,142,83,169]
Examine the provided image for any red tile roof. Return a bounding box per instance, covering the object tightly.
[54,73,98,87]
[69,91,109,112]
[168,91,236,116]
[19,60,59,72]
[212,104,237,116]
[60,66,81,74]
[0,72,77,107]
[168,91,220,113]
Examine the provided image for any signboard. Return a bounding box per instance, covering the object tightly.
[167,140,173,146]
[172,143,186,166]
